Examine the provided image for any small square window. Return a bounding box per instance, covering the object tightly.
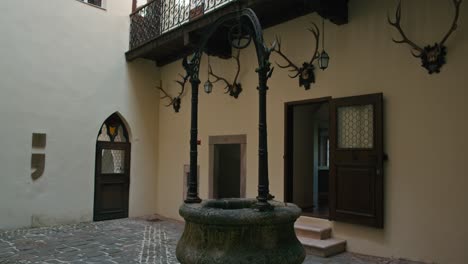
[79,0,104,8]
[32,133,46,148]
[88,0,102,6]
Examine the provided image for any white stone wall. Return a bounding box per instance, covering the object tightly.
[0,0,160,229]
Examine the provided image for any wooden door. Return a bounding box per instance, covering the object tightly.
[329,93,384,228]
[94,113,131,221]
[94,142,130,221]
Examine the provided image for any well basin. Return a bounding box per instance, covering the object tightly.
[176,198,305,264]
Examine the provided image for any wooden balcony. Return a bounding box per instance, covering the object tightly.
[126,0,348,66]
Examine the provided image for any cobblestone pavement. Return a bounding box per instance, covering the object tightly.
[0,218,423,264]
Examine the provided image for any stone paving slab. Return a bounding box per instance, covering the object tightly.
[0,217,424,264]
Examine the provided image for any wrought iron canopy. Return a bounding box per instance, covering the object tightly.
[182,8,275,211]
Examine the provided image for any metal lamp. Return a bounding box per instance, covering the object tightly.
[204,80,213,94]
[319,50,329,70]
[319,18,330,71]
[204,56,213,93]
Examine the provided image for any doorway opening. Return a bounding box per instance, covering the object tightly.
[94,113,131,221]
[285,98,330,219]
[285,94,385,227]
[209,135,246,199]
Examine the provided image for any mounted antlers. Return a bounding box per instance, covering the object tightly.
[157,73,189,113]
[208,49,243,98]
[272,23,320,90]
[388,0,462,74]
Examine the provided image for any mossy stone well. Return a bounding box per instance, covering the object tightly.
[176,198,306,264]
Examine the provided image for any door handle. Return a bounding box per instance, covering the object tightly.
[383,153,389,161]
[368,153,388,162]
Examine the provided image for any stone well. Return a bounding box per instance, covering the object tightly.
[176,9,306,264]
[176,199,306,264]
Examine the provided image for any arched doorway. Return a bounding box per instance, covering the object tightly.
[93,113,131,221]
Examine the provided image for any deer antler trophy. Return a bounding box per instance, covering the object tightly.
[388,0,462,74]
[157,73,189,113]
[272,23,320,90]
[208,49,243,98]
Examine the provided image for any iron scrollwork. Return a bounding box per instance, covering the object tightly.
[180,9,276,211]
[130,0,235,50]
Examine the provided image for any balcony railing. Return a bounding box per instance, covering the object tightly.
[130,0,236,50]
[127,0,348,65]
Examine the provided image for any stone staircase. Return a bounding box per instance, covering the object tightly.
[295,219,346,257]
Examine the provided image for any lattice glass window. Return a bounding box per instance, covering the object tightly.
[97,125,111,142]
[114,126,127,143]
[101,149,125,174]
[338,104,374,149]
[97,113,129,143]
[111,150,125,173]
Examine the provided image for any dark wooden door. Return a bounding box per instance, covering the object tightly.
[94,141,131,221]
[329,93,384,228]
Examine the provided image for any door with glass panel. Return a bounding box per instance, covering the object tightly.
[329,93,384,228]
[94,114,131,221]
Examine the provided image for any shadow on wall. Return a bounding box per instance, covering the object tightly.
[123,59,160,217]
[125,59,160,123]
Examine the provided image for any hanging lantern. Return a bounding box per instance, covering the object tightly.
[204,56,213,94]
[319,18,330,71]
[319,50,329,70]
[204,80,213,94]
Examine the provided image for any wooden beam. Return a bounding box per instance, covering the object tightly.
[316,0,349,25]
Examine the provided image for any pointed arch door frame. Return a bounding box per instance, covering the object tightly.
[93,113,131,221]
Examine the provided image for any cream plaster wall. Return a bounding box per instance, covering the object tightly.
[155,0,468,263]
[0,0,159,229]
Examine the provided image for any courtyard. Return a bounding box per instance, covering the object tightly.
[0,217,423,264]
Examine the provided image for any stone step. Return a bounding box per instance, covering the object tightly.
[298,236,346,258]
[294,222,332,240]
[296,216,332,228]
